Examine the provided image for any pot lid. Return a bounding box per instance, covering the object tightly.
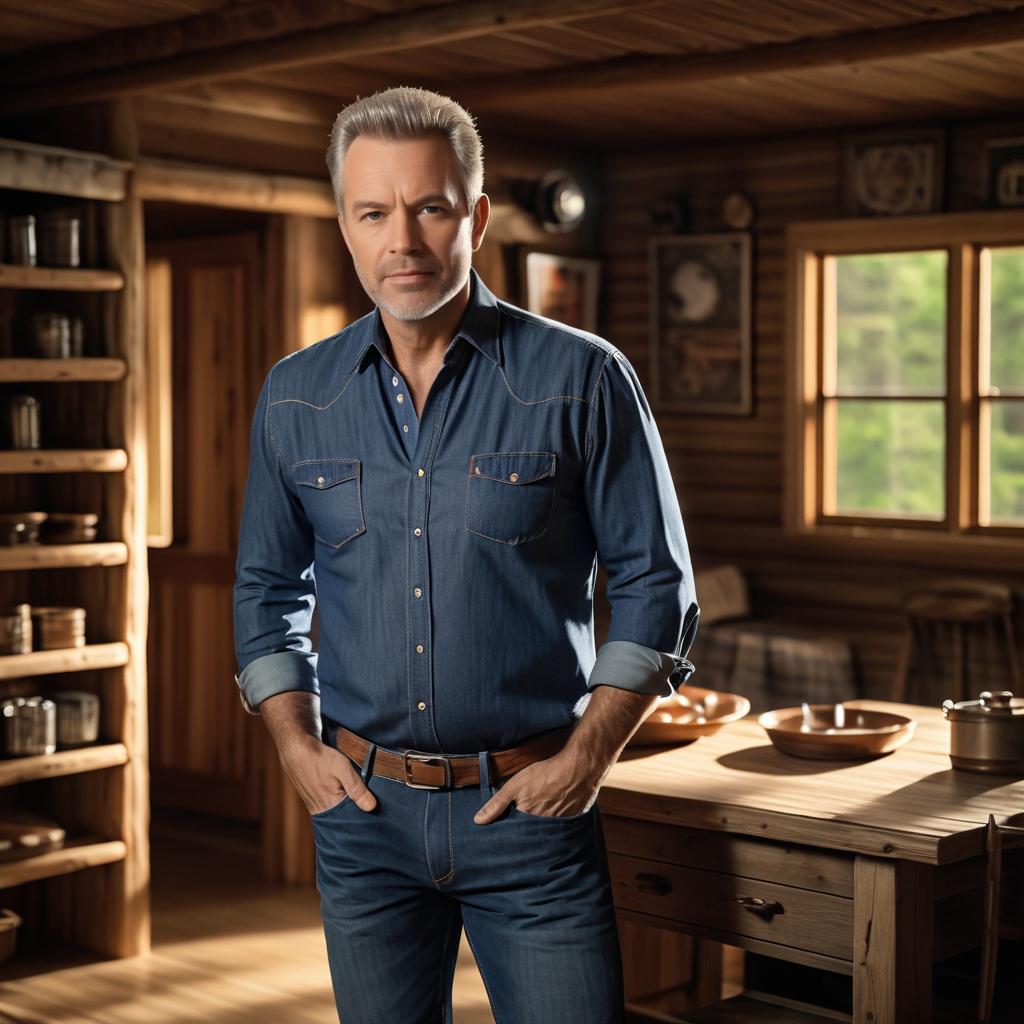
[942,690,1024,719]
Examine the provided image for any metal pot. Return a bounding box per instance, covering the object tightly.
[941,690,1024,775]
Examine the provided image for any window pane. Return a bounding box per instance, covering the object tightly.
[990,400,1024,523]
[834,251,947,397]
[988,247,1024,393]
[834,399,944,518]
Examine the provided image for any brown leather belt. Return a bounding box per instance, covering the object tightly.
[333,722,576,790]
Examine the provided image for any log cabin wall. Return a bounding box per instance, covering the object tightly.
[599,115,1024,701]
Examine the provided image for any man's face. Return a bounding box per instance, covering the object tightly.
[337,134,486,322]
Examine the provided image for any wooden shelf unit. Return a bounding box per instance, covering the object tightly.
[0,743,128,786]
[0,449,128,473]
[0,642,129,680]
[0,358,127,382]
[0,131,150,960]
[0,838,127,889]
[0,264,125,291]
[0,542,127,570]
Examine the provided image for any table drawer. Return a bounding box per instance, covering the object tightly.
[608,852,854,962]
[602,814,854,898]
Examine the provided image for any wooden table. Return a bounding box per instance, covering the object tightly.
[598,700,1024,1023]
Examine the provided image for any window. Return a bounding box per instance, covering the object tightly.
[786,212,1024,555]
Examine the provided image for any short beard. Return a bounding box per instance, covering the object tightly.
[356,253,470,323]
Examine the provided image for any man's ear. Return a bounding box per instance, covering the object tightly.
[470,193,490,252]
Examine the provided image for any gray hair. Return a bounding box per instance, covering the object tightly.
[326,86,484,215]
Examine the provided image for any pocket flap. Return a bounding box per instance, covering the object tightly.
[469,451,556,485]
[293,459,360,489]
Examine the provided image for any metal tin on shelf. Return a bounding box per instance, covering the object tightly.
[0,605,31,655]
[1,696,56,756]
[30,606,86,650]
[37,211,80,268]
[28,313,71,358]
[0,512,48,546]
[7,215,36,266]
[50,690,100,745]
[8,394,41,449]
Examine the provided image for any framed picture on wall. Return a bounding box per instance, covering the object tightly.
[983,135,1024,207]
[842,128,945,216]
[649,233,752,415]
[522,251,601,334]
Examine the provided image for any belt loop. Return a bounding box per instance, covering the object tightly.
[361,741,377,782]
[478,750,491,791]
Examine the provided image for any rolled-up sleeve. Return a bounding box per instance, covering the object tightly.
[232,366,319,715]
[582,350,699,697]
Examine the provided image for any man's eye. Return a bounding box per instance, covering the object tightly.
[422,206,444,215]
[363,211,383,221]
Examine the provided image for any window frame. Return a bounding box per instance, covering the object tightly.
[785,210,1024,563]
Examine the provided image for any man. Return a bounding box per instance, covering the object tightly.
[233,85,699,1024]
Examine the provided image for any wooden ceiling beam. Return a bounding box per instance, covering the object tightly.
[462,5,1024,107]
[0,0,647,114]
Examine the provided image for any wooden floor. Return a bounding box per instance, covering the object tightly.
[0,809,495,1023]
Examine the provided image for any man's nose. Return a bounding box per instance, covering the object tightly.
[388,210,421,253]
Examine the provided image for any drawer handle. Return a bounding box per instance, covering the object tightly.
[634,872,672,897]
[735,895,784,920]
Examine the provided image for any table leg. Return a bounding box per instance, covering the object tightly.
[853,857,933,1023]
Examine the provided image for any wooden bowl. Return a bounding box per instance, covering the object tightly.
[758,705,916,760]
[631,686,751,746]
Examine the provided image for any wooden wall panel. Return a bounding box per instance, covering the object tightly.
[600,120,1024,701]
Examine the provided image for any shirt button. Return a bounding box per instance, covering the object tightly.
[403,424,409,432]
[417,701,426,711]
[414,527,422,537]
[396,393,405,403]
[392,375,399,387]
[416,644,424,654]
[417,468,425,477]
[509,472,519,482]
[316,475,325,487]
[414,587,422,598]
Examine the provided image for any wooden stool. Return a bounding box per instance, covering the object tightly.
[891,579,1022,704]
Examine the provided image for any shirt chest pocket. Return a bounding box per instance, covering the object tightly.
[292,459,366,548]
[465,451,557,545]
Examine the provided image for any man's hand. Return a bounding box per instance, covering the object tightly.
[259,691,377,814]
[473,749,602,823]
[278,733,378,814]
[473,685,660,825]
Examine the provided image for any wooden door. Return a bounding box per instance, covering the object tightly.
[146,229,272,821]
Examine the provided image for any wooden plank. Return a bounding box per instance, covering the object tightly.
[0,264,125,291]
[0,642,129,680]
[0,743,128,787]
[2,0,647,109]
[852,857,933,1023]
[0,358,126,382]
[0,449,128,473]
[463,7,1024,106]
[0,542,127,570]
[0,136,129,201]
[132,157,336,216]
[0,837,126,889]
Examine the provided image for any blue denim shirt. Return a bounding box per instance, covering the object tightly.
[233,268,698,753]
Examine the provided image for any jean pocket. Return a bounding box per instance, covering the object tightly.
[465,451,557,545]
[310,793,352,819]
[293,459,366,548]
[507,802,594,822]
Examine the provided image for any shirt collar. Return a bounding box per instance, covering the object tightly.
[350,267,502,373]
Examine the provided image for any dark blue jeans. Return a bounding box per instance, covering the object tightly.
[311,719,626,1023]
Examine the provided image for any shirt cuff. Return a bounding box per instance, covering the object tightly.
[586,640,695,697]
[235,650,319,715]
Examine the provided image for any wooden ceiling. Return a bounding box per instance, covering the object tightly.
[2,0,1024,148]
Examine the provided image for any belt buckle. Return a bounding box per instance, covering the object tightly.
[402,750,451,790]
